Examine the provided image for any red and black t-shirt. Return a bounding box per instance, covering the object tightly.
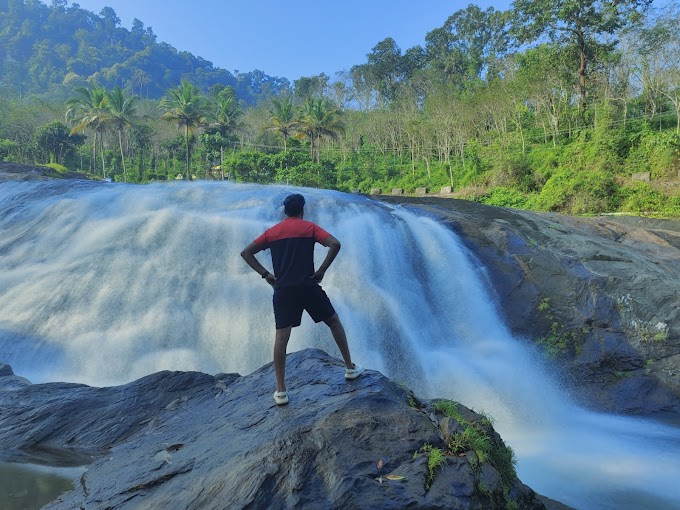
[254,217,331,287]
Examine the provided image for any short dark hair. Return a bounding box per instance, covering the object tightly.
[283,193,305,217]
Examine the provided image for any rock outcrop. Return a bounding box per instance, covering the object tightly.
[0,350,558,510]
[0,161,89,181]
[378,196,680,414]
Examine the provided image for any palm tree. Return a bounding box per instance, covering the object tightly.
[66,85,108,178]
[105,86,138,183]
[209,92,243,179]
[160,80,207,181]
[298,98,344,163]
[266,97,298,152]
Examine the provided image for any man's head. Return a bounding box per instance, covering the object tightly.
[283,193,305,217]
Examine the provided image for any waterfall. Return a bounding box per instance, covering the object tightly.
[1,180,679,510]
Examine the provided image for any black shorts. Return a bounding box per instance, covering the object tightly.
[273,284,336,329]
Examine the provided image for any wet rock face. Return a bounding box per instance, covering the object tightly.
[0,350,552,510]
[378,196,680,414]
[0,367,219,465]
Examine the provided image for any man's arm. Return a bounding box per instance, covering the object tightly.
[241,242,276,287]
[311,235,341,282]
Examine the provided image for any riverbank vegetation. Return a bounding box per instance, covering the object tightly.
[1,0,679,217]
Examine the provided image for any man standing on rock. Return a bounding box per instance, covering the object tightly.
[241,193,364,406]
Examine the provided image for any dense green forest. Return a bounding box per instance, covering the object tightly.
[0,0,288,102]
[1,0,680,218]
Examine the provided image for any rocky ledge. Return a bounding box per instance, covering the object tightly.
[378,196,680,415]
[0,161,89,181]
[0,350,569,510]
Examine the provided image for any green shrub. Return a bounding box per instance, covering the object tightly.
[620,182,666,214]
[419,444,447,489]
[624,129,680,180]
[528,168,622,214]
[42,162,69,173]
[0,138,17,160]
[481,187,528,209]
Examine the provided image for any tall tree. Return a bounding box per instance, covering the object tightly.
[630,6,680,131]
[105,85,138,183]
[425,5,510,86]
[66,84,108,177]
[366,37,404,104]
[298,98,344,163]
[266,97,298,152]
[349,64,376,111]
[160,80,207,181]
[293,74,328,102]
[208,87,243,178]
[512,0,652,110]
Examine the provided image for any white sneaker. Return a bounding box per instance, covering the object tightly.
[345,363,365,380]
[273,391,289,405]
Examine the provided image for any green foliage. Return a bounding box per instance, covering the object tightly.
[480,187,528,208]
[624,130,680,180]
[448,425,492,463]
[431,399,518,502]
[160,80,208,181]
[33,120,85,166]
[0,138,17,160]
[527,168,622,215]
[1,0,678,222]
[419,444,446,489]
[507,499,520,510]
[620,182,665,214]
[225,150,276,184]
[42,162,68,174]
[0,1,286,103]
[433,400,466,423]
[537,322,582,358]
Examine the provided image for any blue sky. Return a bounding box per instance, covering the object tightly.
[66,0,512,81]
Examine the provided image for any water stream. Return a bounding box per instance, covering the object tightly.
[0,180,679,510]
[0,462,84,510]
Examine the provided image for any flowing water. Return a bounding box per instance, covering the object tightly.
[0,179,679,510]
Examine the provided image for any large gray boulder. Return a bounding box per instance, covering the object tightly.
[0,350,553,510]
[0,365,219,465]
[377,196,680,414]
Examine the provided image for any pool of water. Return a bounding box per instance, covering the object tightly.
[0,462,85,510]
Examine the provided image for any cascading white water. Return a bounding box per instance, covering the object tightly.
[1,179,679,510]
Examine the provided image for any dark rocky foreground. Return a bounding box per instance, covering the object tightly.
[0,350,569,510]
[378,196,680,415]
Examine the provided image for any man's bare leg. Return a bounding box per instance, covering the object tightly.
[324,314,354,369]
[274,327,292,392]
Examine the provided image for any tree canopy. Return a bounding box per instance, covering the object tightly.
[1,0,679,218]
[0,0,288,103]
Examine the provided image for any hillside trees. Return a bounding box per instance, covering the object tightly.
[33,119,84,165]
[160,80,208,181]
[629,6,680,132]
[298,98,345,164]
[365,38,405,105]
[105,85,138,183]
[0,0,286,103]
[266,97,298,152]
[66,84,109,176]
[425,5,511,87]
[1,0,678,216]
[203,86,243,179]
[512,0,653,110]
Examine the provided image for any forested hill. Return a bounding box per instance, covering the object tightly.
[0,0,288,103]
